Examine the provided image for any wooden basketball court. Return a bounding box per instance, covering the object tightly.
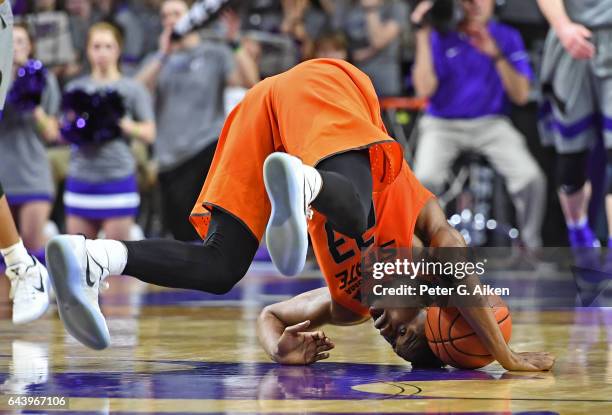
[0,263,611,414]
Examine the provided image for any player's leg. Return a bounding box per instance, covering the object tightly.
[548,59,599,247]
[45,209,258,349]
[263,149,374,275]
[159,142,216,241]
[0,185,50,324]
[599,72,612,247]
[556,151,594,246]
[312,150,373,239]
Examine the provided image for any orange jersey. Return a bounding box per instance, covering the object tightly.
[190,59,403,241]
[308,162,434,317]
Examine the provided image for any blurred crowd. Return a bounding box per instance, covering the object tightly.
[2,0,611,258]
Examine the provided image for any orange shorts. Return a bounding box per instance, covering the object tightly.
[190,59,404,241]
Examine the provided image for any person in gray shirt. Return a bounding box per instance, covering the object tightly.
[0,23,60,258]
[337,0,408,97]
[538,0,612,248]
[63,22,155,241]
[137,0,258,241]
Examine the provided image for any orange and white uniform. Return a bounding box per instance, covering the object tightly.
[189,58,433,314]
[309,162,433,316]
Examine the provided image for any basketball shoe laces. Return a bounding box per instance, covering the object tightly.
[7,256,40,301]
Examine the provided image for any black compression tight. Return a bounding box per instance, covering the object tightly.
[123,150,373,293]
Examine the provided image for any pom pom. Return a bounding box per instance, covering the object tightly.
[60,88,126,146]
[7,60,47,112]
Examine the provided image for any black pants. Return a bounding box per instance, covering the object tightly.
[158,142,217,241]
[124,150,372,294]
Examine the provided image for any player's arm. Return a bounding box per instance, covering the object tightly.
[415,199,555,371]
[257,287,366,365]
[537,0,594,60]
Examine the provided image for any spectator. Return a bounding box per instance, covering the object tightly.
[537,0,612,248]
[244,0,285,33]
[336,0,408,97]
[63,22,155,240]
[411,0,546,248]
[0,23,60,261]
[136,0,258,241]
[18,0,77,79]
[65,0,100,73]
[94,0,149,74]
[281,0,335,59]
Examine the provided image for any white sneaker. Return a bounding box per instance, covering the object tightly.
[45,235,111,350]
[263,153,322,276]
[6,255,50,325]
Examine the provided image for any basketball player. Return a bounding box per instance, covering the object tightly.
[0,0,51,324]
[45,59,553,371]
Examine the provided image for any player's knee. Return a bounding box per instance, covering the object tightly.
[197,262,244,295]
[190,255,248,295]
[557,152,588,195]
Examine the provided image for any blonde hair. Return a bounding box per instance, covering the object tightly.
[87,22,124,51]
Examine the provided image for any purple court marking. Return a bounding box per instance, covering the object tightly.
[0,361,539,401]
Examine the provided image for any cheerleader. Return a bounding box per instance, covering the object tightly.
[0,5,51,325]
[62,22,155,240]
[0,23,60,261]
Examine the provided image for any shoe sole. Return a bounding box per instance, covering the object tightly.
[264,153,307,276]
[46,237,110,350]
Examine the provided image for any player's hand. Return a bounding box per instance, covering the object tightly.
[556,22,595,60]
[502,351,555,371]
[274,320,335,365]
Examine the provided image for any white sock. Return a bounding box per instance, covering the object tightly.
[303,165,323,205]
[85,239,128,276]
[1,240,32,268]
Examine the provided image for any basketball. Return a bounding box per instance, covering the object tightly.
[425,295,512,369]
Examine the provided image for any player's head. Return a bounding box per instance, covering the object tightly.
[87,22,123,73]
[461,0,495,24]
[161,0,189,30]
[13,24,35,67]
[372,307,443,368]
[314,31,348,61]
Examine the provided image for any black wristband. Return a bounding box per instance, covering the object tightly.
[492,51,505,63]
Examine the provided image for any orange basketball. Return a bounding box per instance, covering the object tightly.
[425,296,512,369]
